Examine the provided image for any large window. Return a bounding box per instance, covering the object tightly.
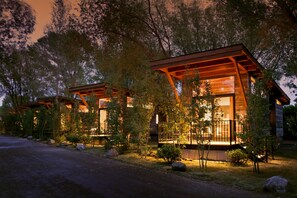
[99,109,108,133]
[99,98,109,133]
[216,96,234,120]
[202,76,235,95]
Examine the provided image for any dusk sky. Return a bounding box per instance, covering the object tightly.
[0,0,295,105]
[24,0,53,43]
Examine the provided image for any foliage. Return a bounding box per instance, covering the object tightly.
[79,0,171,57]
[2,112,22,136]
[34,106,53,139]
[0,0,36,53]
[44,0,72,34]
[55,135,66,144]
[32,30,98,97]
[106,97,127,153]
[283,104,297,139]
[81,96,98,134]
[227,149,249,166]
[156,144,181,164]
[99,42,167,154]
[104,139,113,150]
[22,108,34,137]
[0,51,41,116]
[66,134,81,144]
[139,145,152,158]
[183,72,219,170]
[80,134,92,144]
[239,73,271,173]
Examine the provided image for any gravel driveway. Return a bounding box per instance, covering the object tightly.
[0,135,268,198]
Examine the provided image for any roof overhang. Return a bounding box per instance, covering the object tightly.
[150,44,290,105]
[68,83,118,99]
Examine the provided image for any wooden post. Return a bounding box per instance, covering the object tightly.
[231,58,248,108]
[163,68,181,105]
[77,93,89,108]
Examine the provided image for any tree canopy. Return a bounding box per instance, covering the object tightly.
[0,0,36,53]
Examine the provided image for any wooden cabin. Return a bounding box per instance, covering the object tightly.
[17,96,86,138]
[151,44,290,160]
[67,44,289,160]
[68,83,134,135]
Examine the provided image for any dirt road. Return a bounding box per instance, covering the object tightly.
[0,135,267,198]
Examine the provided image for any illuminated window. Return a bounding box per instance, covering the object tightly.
[215,96,234,120]
[198,76,235,95]
[99,109,108,133]
[99,98,110,108]
[127,97,134,107]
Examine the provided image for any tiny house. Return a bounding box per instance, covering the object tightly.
[68,44,290,160]
[151,44,290,160]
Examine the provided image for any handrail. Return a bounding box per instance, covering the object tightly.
[158,120,242,145]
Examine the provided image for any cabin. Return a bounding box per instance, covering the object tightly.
[68,83,135,136]
[12,96,86,138]
[151,44,290,160]
[68,44,289,160]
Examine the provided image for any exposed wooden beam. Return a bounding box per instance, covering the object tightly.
[161,68,181,105]
[231,58,248,108]
[76,92,89,107]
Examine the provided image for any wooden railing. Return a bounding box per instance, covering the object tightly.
[158,120,242,145]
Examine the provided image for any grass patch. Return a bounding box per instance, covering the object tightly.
[111,142,297,197]
[55,140,297,197]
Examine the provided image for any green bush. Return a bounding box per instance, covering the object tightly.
[157,144,181,163]
[55,135,66,144]
[81,134,92,144]
[104,139,113,150]
[66,134,81,144]
[227,149,248,166]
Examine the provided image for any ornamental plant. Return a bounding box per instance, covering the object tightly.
[157,144,181,163]
[227,149,249,166]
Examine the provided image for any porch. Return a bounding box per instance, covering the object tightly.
[158,120,243,149]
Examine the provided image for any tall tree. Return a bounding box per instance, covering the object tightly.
[44,0,71,34]
[79,0,173,57]
[0,0,36,110]
[32,31,98,97]
[0,0,35,54]
[220,0,297,95]
[0,50,37,112]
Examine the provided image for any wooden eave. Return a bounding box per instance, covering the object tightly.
[270,81,291,105]
[151,44,290,105]
[151,44,262,80]
[18,96,81,111]
[68,83,118,99]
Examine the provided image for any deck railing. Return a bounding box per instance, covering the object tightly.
[158,120,242,145]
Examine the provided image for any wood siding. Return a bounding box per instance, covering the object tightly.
[275,103,284,138]
[234,73,249,117]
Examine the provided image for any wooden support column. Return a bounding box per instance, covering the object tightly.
[77,93,89,107]
[163,68,181,105]
[231,58,248,108]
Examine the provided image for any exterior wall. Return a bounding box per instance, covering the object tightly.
[275,103,284,139]
[182,149,228,161]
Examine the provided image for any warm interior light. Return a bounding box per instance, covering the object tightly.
[156,114,159,124]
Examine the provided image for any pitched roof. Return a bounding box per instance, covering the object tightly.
[151,44,290,105]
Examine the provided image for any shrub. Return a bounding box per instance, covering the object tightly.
[81,134,92,144]
[104,139,113,150]
[227,149,249,166]
[66,134,81,144]
[157,144,181,163]
[55,135,66,144]
[139,145,152,158]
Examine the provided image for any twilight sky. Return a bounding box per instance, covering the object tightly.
[0,0,295,105]
[24,0,54,43]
